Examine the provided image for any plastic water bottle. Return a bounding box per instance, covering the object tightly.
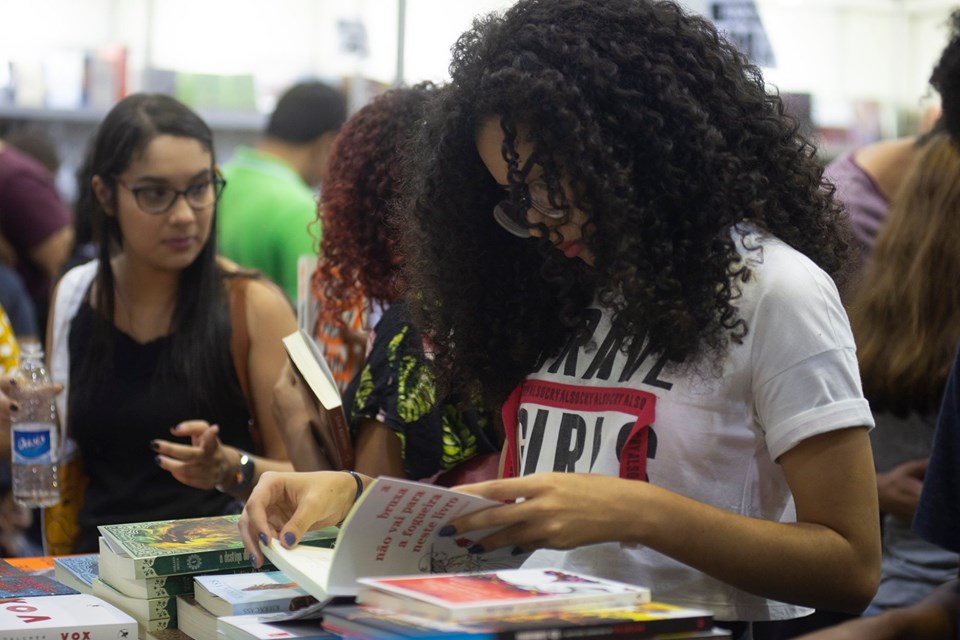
[9,342,60,507]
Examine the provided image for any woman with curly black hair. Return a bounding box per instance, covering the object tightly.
[241,1,880,635]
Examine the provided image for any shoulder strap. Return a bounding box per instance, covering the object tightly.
[228,275,263,454]
[50,260,98,435]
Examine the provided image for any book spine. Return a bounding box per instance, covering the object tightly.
[113,547,253,579]
[0,623,134,640]
[507,616,714,640]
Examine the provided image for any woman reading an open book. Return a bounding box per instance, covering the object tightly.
[239,2,881,638]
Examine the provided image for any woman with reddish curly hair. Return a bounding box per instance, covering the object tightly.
[276,84,499,481]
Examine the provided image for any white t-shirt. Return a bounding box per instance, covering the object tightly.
[505,228,874,621]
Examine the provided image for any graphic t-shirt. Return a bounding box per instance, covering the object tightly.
[507,227,874,621]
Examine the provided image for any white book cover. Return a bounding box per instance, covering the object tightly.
[218,614,335,640]
[0,593,136,639]
[193,571,315,617]
[260,476,528,605]
[355,568,652,622]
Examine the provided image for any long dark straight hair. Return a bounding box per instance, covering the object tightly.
[76,93,236,413]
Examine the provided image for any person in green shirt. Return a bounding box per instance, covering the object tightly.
[218,81,346,301]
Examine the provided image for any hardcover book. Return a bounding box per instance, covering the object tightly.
[54,553,99,594]
[0,573,79,598]
[259,476,529,607]
[0,593,137,639]
[194,571,316,617]
[322,600,715,640]
[281,328,354,469]
[98,514,338,579]
[355,569,651,623]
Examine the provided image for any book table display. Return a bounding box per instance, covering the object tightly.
[0,478,731,639]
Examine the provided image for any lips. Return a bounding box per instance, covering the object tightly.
[556,239,582,258]
[163,236,195,250]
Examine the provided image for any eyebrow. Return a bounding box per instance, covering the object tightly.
[130,169,212,184]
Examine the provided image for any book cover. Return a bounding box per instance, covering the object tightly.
[96,538,211,599]
[282,329,354,469]
[54,553,99,594]
[194,571,316,617]
[355,569,651,623]
[259,476,529,606]
[0,593,137,639]
[0,573,79,598]
[98,515,338,579]
[218,613,337,640]
[0,560,25,577]
[322,600,714,639]
[3,556,57,577]
[91,577,177,622]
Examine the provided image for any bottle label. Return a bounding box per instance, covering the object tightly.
[12,423,57,464]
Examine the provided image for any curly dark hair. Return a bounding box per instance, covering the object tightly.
[931,9,960,141]
[401,0,849,404]
[314,84,435,328]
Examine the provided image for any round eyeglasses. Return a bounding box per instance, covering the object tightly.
[492,179,567,238]
[116,175,226,215]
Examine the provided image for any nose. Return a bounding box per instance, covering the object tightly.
[167,194,197,223]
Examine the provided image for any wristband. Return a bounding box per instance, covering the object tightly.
[216,450,255,493]
[345,470,364,505]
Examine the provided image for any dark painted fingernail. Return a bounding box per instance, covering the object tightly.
[8,379,16,387]
[284,532,297,546]
[511,546,525,556]
[438,525,456,537]
[258,532,268,546]
[154,455,162,465]
[9,402,18,412]
[150,440,160,451]
[249,554,257,568]
[467,543,484,554]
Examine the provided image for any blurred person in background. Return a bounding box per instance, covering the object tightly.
[217,81,347,302]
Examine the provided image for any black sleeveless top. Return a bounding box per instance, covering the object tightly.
[68,301,255,553]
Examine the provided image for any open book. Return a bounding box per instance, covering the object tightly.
[260,477,528,607]
[281,329,354,470]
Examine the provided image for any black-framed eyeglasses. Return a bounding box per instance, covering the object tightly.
[116,175,226,215]
[492,178,567,238]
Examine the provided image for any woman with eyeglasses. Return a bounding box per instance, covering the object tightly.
[239,1,880,637]
[40,93,296,553]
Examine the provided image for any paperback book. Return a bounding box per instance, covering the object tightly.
[176,594,218,640]
[322,600,714,640]
[218,614,337,640]
[194,570,317,616]
[98,514,338,579]
[281,328,353,469]
[53,553,99,594]
[355,568,651,622]
[259,476,529,606]
[0,573,78,598]
[91,577,177,622]
[0,593,137,639]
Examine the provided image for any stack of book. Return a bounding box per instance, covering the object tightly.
[94,514,337,637]
[318,568,731,639]
[175,570,318,640]
[0,558,138,639]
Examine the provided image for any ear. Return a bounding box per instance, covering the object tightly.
[91,175,114,215]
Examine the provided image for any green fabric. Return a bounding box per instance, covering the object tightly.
[217,147,318,300]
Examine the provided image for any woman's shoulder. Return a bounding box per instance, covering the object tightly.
[734,226,838,298]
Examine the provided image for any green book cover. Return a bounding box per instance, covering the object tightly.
[98,515,338,579]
